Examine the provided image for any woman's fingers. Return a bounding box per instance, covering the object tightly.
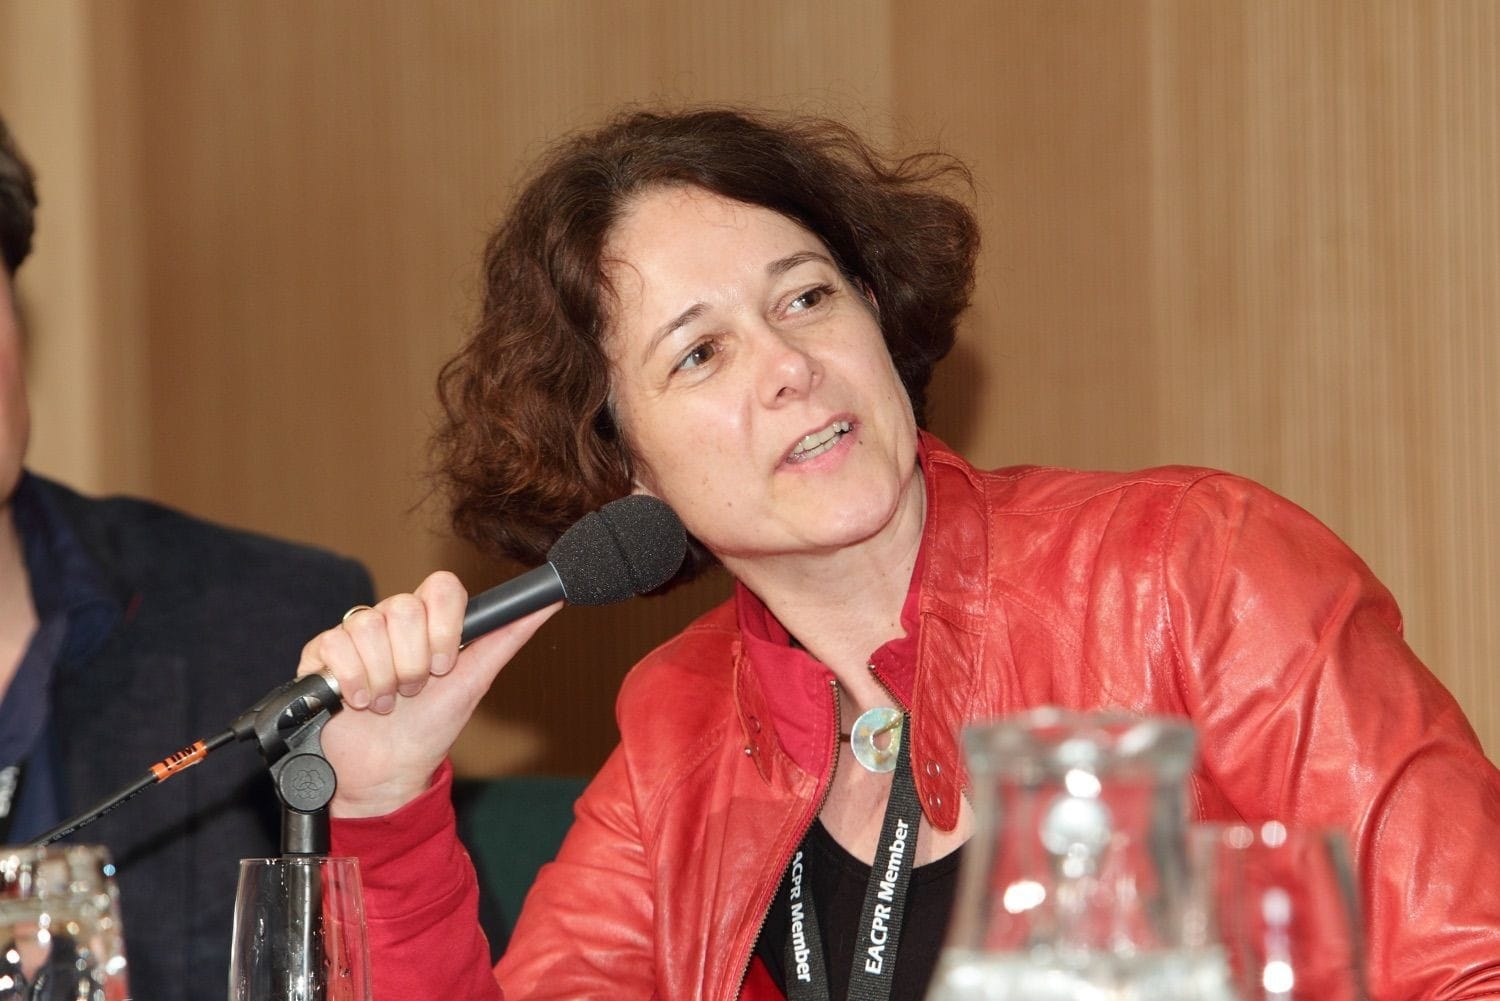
[415,570,466,678]
[342,605,398,712]
[380,592,433,699]
[296,570,471,712]
[300,624,372,708]
[291,572,560,818]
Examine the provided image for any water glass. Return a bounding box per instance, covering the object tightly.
[228,856,370,1001]
[0,844,129,1001]
[1188,823,1366,1001]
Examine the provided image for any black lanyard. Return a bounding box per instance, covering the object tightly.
[782,714,921,1001]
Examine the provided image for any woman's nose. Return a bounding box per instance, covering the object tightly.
[757,330,820,407]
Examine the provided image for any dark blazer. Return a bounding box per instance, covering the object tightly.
[36,477,373,1001]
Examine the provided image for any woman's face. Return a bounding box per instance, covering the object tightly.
[603,185,921,567]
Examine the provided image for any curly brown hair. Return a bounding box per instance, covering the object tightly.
[435,107,979,582]
[0,114,39,276]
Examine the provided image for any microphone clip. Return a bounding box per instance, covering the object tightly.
[232,674,344,856]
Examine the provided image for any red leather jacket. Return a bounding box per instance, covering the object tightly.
[334,437,1500,999]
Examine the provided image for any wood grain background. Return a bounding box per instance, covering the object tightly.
[3,1,1494,774]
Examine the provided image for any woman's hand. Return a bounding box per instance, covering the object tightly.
[295,570,561,818]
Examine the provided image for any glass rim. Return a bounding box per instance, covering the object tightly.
[236,855,364,868]
[962,707,1199,778]
[0,842,116,876]
[0,842,113,859]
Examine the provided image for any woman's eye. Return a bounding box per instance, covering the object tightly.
[788,284,835,313]
[675,340,716,373]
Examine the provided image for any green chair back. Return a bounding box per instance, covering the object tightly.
[453,774,589,959]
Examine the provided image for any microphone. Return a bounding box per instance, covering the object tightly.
[460,492,688,646]
[27,494,687,848]
[247,492,688,732]
[241,493,687,734]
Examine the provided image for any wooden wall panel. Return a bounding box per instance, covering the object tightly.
[0,0,135,495]
[892,1,1159,468]
[5,1,1495,771]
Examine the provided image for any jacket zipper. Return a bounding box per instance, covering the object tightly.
[867,660,907,714]
[726,675,844,1000]
[727,660,972,998]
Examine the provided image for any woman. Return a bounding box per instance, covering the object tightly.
[300,108,1500,1000]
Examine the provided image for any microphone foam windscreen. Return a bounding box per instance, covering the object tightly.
[547,495,688,605]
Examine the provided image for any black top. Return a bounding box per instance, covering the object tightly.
[755,819,961,1000]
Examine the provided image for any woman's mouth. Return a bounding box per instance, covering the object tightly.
[786,420,853,463]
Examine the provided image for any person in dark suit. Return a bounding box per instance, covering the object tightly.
[0,112,374,1001]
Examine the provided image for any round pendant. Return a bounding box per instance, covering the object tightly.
[850,706,903,773]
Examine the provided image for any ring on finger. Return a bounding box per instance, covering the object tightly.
[341,604,375,625]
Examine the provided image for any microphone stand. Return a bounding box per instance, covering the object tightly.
[29,674,345,1001]
[242,678,342,1001]
[245,679,339,855]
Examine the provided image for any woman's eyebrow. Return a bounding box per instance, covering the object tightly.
[767,250,833,277]
[645,302,709,364]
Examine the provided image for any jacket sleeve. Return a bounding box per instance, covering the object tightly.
[493,744,658,998]
[1163,473,1500,1000]
[329,762,503,1000]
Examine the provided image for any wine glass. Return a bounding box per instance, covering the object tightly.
[228,856,370,1001]
[1188,823,1367,1001]
[0,844,129,1000]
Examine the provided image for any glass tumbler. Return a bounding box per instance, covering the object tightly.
[228,856,370,1001]
[1189,823,1366,1001]
[0,844,129,1001]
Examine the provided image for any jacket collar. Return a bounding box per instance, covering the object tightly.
[731,433,989,823]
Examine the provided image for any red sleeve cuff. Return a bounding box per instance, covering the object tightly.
[330,762,501,997]
[330,760,462,897]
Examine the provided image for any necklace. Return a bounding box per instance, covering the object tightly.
[846,706,904,773]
